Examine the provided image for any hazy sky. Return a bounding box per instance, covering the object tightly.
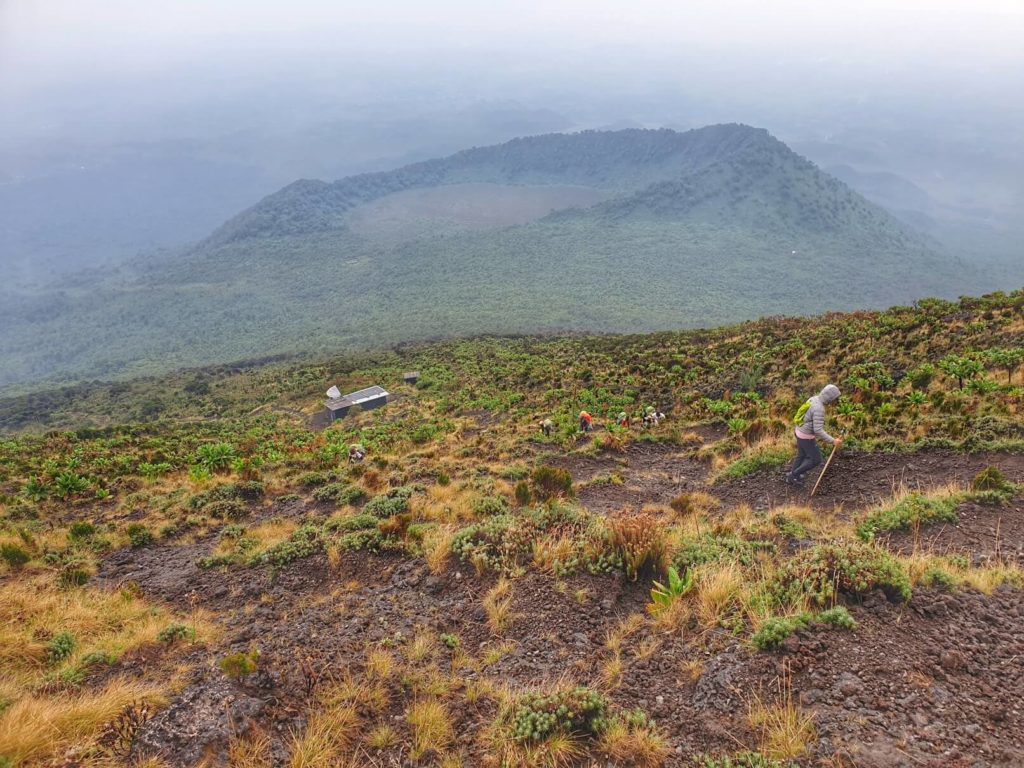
[4,0,1024,94]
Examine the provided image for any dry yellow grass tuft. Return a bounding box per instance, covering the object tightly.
[597,717,670,767]
[747,672,816,761]
[692,562,744,628]
[288,702,359,768]
[407,698,454,760]
[483,578,517,634]
[0,680,165,766]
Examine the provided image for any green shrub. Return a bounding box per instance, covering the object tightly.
[674,533,775,571]
[156,624,195,644]
[715,445,791,481]
[921,567,957,591]
[58,567,90,589]
[971,466,1012,493]
[68,522,96,541]
[751,615,809,651]
[249,524,323,568]
[530,466,573,502]
[205,499,250,520]
[363,486,415,517]
[47,631,77,663]
[697,753,795,768]
[219,650,258,678]
[0,543,30,569]
[856,492,960,540]
[510,686,608,744]
[772,515,808,540]
[126,523,154,549]
[773,542,911,606]
[471,495,509,517]
[513,481,531,507]
[312,482,367,505]
[440,633,459,649]
[299,471,329,487]
[326,513,379,532]
[818,605,857,629]
[196,442,237,472]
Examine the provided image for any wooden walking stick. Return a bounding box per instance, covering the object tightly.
[810,443,841,497]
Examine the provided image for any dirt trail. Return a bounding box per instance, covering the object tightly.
[548,443,710,514]
[711,450,1024,515]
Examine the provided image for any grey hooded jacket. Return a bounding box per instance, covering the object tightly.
[797,384,841,444]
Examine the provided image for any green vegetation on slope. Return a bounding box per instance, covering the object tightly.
[0,124,975,393]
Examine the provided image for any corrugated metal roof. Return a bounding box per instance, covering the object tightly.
[325,385,389,410]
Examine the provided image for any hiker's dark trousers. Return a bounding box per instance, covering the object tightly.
[789,437,822,480]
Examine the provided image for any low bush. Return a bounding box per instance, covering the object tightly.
[772,542,911,606]
[817,605,857,629]
[715,445,791,481]
[363,486,416,517]
[249,524,323,568]
[204,499,250,520]
[510,686,608,744]
[125,523,154,548]
[856,492,960,540]
[0,543,31,569]
[530,466,574,502]
[156,624,195,644]
[220,650,258,678]
[47,631,77,663]
[972,466,1011,492]
[674,533,775,571]
[472,495,510,517]
[68,522,96,541]
[751,614,811,651]
[312,482,367,506]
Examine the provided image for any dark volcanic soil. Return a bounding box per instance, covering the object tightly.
[883,494,1024,566]
[91,446,1024,767]
[713,450,1024,515]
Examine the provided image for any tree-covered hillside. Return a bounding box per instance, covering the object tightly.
[0,124,982,393]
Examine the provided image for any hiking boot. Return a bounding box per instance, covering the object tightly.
[785,474,803,487]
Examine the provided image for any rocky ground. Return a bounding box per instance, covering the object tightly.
[87,441,1024,767]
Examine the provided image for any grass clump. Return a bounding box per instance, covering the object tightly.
[607,511,667,579]
[125,523,154,548]
[714,443,791,481]
[856,491,960,540]
[531,466,574,502]
[971,466,1012,493]
[1,543,31,569]
[773,542,911,606]
[817,605,857,629]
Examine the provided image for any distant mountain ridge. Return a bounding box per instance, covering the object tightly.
[203,124,824,246]
[0,124,980,392]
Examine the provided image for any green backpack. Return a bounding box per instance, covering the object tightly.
[793,400,812,428]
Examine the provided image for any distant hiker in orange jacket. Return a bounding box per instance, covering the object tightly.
[579,411,593,433]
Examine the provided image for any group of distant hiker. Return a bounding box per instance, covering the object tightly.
[347,383,844,492]
[539,406,666,437]
[536,383,844,491]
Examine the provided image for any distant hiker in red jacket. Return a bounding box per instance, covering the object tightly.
[579,411,593,433]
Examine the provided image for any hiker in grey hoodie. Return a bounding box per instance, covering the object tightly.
[786,384,843,486]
